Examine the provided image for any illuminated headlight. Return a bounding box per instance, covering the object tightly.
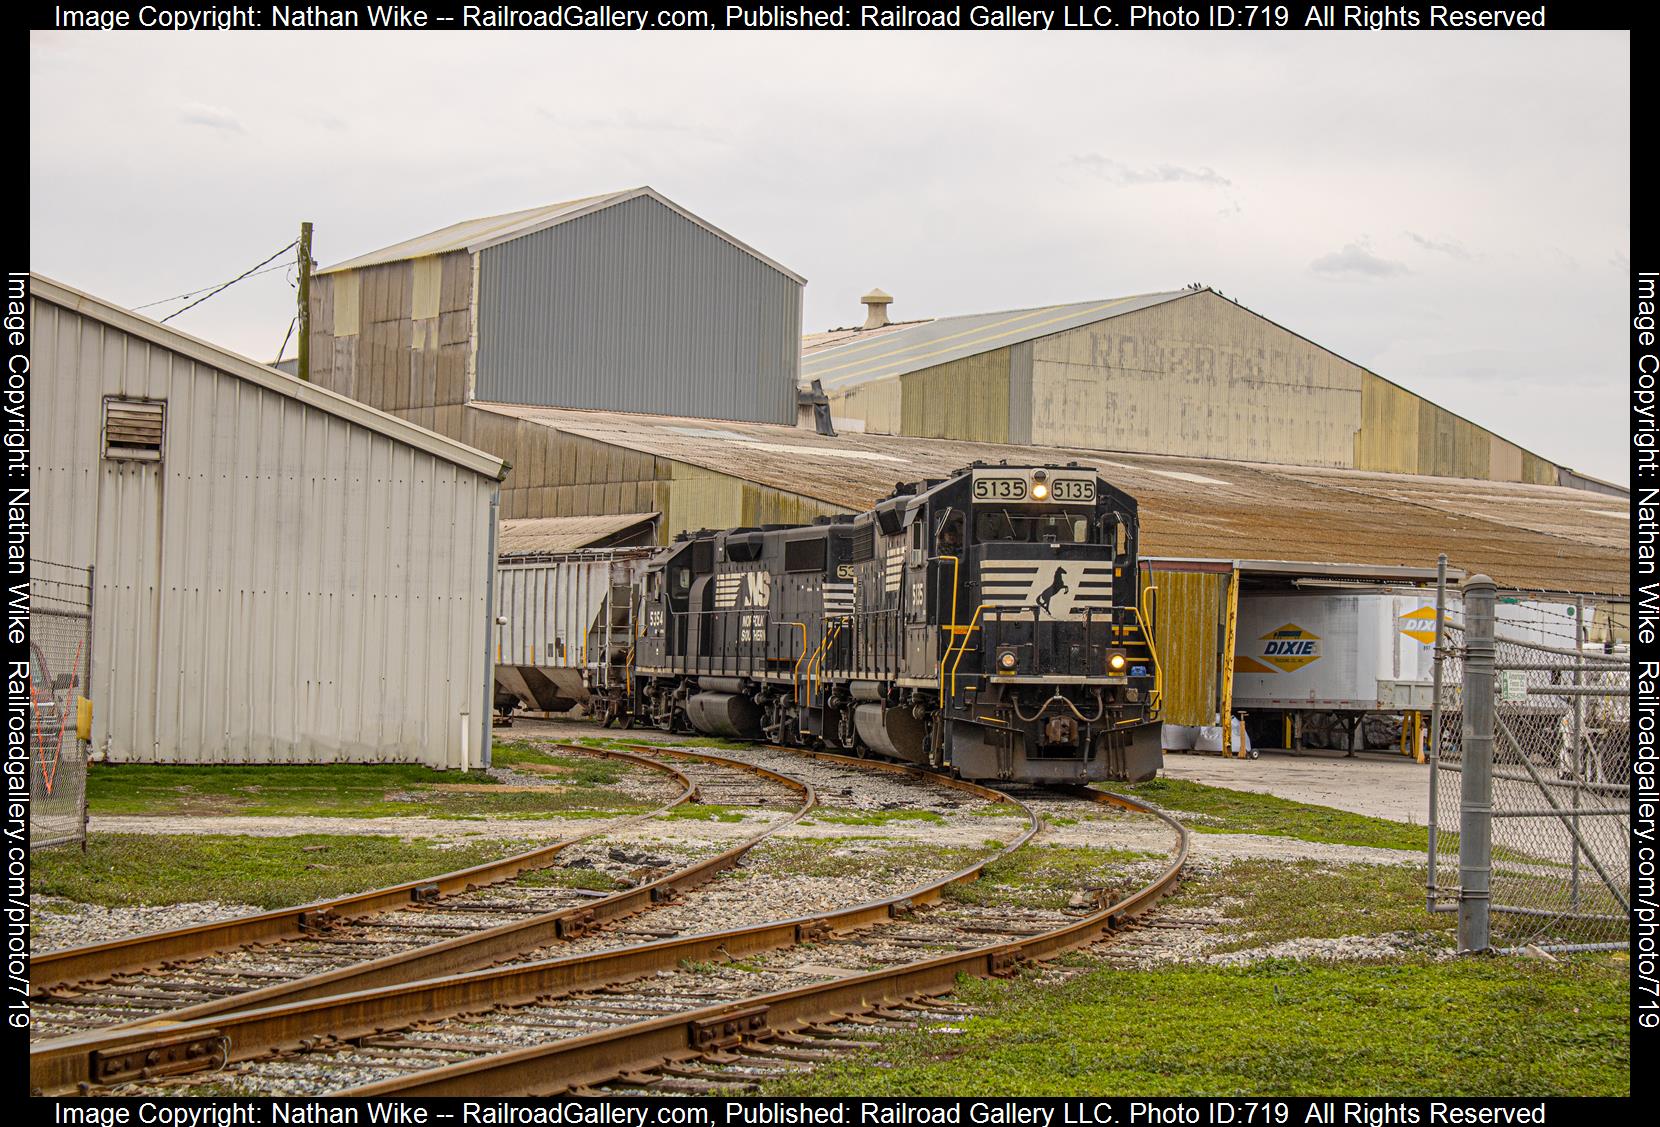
[1107,651,1128,673]
[1031,482,1050,500]
[997,649,1018,672]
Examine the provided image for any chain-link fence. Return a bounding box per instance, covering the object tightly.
[29,561,92,851]
[1429,575,1629,953]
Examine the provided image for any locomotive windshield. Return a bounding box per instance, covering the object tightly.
[974,511,1092,543]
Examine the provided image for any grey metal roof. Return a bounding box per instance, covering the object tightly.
[802,290,1194,390]
[31,273,508,480]
[318,187,806,284]
[497,512,658,556]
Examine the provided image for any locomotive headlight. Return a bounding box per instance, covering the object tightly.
[1107,651,1128,673]
[1030,481,1050,500]
[997,649,1018,673]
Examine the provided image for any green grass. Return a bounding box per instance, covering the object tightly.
[946,844,1167,910]
[85,757,653,821]
[806,808,947,827]
[1186,859,1452,952]
[1119,778,1431,852]
[761,955,1629,1096]
[488,742,630,786]
[32,833,528,910]
[511,866,625,892]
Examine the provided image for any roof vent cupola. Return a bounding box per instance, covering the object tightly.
[861,288,893,330]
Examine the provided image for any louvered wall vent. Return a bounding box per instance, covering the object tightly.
[103,398,166,461]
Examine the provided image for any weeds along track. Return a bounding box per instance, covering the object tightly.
[29,744,815,1043]
[33,749,1186,1096]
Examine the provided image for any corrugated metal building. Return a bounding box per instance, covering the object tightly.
[497,512,658,557]
[804,287,1594,490]
[30,274,508,767]
[461,401,1630,597]
[308,187,805,428]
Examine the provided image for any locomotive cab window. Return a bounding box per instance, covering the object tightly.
[975,511,1090,543]
[671,566,691,595]
[936,511,965,555]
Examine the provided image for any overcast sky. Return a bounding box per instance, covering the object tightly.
[30,30,1630,484]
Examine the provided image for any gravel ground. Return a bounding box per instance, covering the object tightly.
[33,897,266,951]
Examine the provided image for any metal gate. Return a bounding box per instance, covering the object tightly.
[29,561,92,850]
[1428,574,1629,952]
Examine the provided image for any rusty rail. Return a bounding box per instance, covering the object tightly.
[32,748,1042,1094]
[33,746,698,994]
[35,750,1184,1096]
[48,745,817,1038]
[340,781,1187,1096]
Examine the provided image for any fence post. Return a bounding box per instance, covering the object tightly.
[1459,574,1496,953]
[1571,595,1584,910]
[1426,554,1446,913]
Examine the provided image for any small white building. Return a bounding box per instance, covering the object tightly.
[30,274,507,767]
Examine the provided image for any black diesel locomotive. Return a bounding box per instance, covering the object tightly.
[627,463,1164,783]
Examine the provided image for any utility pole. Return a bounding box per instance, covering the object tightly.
[297,221,313,381]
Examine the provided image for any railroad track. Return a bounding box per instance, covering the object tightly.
[29,743,815,1042]
[33,748,1186,1096]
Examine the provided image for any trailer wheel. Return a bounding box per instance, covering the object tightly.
[1248,746,1261,760]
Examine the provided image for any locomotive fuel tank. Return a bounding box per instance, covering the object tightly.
[685,691,764,739]
[852,703,929,764]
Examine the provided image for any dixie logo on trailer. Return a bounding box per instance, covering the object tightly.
[1259,624,1321,673]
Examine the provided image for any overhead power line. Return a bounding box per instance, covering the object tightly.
[140,240,299,323]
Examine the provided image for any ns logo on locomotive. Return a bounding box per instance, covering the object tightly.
[621,464,1164,783]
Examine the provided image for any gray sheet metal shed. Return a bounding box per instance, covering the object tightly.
[30,274,508,767]
[312,187,806,426]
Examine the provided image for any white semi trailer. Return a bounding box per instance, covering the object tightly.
[1228,588,1591,754]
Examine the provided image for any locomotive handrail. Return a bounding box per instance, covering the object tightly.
[933,553,964,690]
[948,602,990,697]
[782,621,808,703]
[1129,603,1164,712]
[933,552,961,637]
[800,623,827,706]
[809,620,844,702]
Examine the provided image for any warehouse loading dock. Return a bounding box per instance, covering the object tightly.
[1142,556,1621,765]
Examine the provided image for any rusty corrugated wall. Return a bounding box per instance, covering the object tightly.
[1140,563,1233,727]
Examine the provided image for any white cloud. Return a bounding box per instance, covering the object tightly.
[1311,242,1408,279]
[177,102,245,132]
[1070,153,1232,187]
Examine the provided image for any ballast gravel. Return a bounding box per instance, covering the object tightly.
[32,897,264,953]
